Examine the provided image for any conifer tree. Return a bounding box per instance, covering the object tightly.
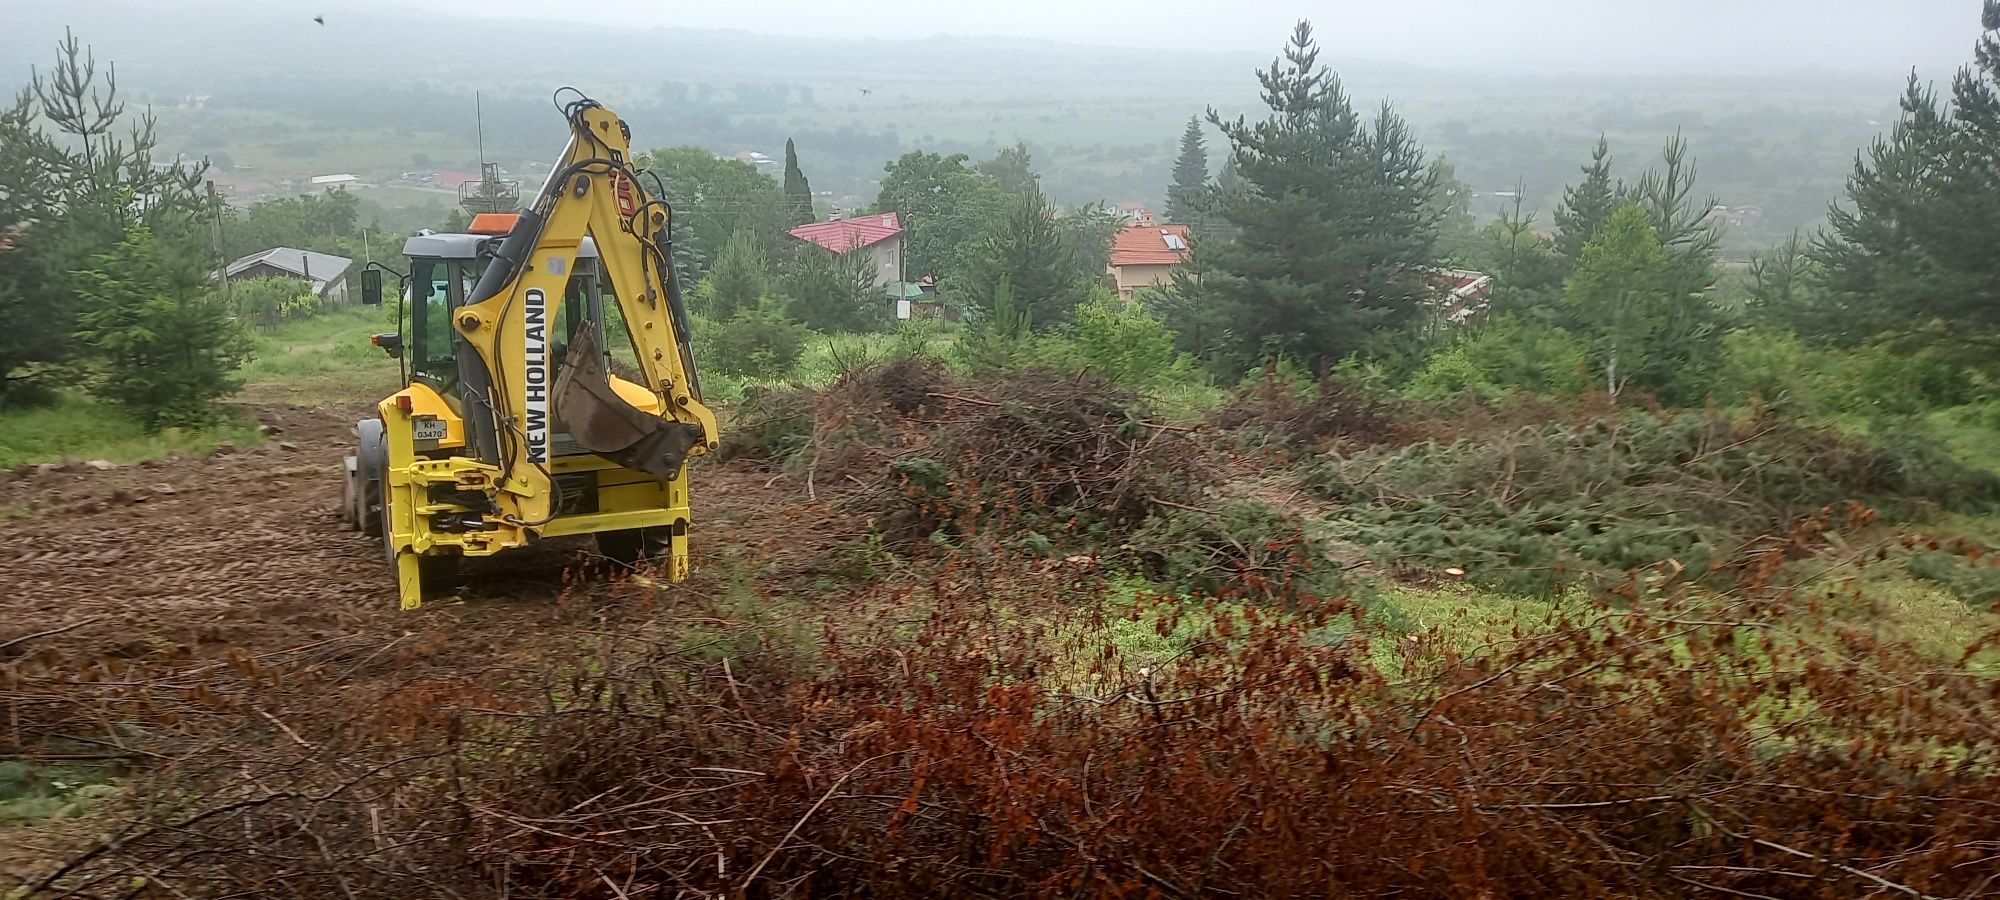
[781,138,814,227]
[1202,20,1440,370]
[1165,116,1208,226]
[1553,136,1617,260]
[1815,2,2000,347]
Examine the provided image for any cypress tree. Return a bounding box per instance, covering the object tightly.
[782,138,814,227]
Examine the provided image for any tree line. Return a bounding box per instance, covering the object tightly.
[9,5,1999,427]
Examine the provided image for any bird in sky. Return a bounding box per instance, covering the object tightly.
[859,88,872,97]
[313,14,325,25]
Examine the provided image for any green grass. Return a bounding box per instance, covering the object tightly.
[0,394,262,469]
[1367,582,1589,676]
[0,307,398,469]
[238,306,404,402]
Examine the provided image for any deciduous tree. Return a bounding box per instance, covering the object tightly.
[644,146,786,281]
[1562,203,1690,400]
[877,150,1008,282]
[976,143,1038,197]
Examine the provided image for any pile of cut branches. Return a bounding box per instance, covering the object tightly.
[728,358,1212,548]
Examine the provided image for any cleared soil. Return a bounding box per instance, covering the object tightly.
[0,399,802,668]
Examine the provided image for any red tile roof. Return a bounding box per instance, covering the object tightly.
[789,213,902,252]
[1109,224,1192,268]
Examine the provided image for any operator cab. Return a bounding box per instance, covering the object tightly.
[397,226,627,407]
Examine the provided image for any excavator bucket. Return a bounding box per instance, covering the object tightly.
[553,326,706,479]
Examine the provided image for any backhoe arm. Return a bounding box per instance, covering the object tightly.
[450,99,719,528]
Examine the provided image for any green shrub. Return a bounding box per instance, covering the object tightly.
[227,276,321,331]
[705,300,807,379]
[1406,315,1589,401]
[1058,293,1201,390]
[1905,550,2000,609]
[1714,329,1985,418]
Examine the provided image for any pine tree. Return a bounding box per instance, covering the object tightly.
[2,30,208,404]
[1165,116,1208,225]
[706,228,767,319]
[1202,20,1440,371]
[1815,3,2000,347]
[785,243,886,333]
[73,228,249,427]
[1629,134,1721,303]
[782,138,815,227]
[961,182,1085,328]
[1553,136,1617,259]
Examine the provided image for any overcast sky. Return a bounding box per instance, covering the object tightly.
[418,0,1982,73]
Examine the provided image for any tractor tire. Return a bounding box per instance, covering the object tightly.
[340,455,361,531]
[355,419,387,539]
[596,527,674,568]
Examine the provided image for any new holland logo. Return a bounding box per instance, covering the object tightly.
[523,288,550,463]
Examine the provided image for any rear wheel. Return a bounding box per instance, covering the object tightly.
[596,527,673,568]
[340,456,362,531]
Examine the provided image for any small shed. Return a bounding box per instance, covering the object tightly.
[224,247,355,304]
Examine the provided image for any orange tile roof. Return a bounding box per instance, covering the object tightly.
[1109,224,1192,268]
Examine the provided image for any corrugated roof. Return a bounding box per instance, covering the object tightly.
[789,213,902,253]
[225,247,354,286]
[1109,224,1192,268]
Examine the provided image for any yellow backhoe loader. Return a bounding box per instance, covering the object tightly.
[341,92,718,609]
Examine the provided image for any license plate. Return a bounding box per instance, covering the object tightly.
[411,416,448,441]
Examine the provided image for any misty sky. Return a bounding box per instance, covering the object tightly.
[424,0,1982,73]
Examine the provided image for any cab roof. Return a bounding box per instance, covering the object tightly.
[402,231,601,261]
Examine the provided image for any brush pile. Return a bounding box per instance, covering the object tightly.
[728,358,1212,548]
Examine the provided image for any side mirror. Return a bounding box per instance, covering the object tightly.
[361,268,383,306]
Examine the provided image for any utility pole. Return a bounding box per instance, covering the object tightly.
[207,179,230,305]
[475,90,487,175]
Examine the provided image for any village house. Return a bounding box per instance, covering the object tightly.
[788,213,944,319]
[224,247,355,304]
[1430,268,1494,324]
[1106,218,1193,300]
[787,212,906,288]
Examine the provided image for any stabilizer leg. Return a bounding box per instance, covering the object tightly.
[395,551,424,610]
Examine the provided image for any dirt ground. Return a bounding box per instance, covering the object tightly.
[0,399,811,668]
[0,396,837,881]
